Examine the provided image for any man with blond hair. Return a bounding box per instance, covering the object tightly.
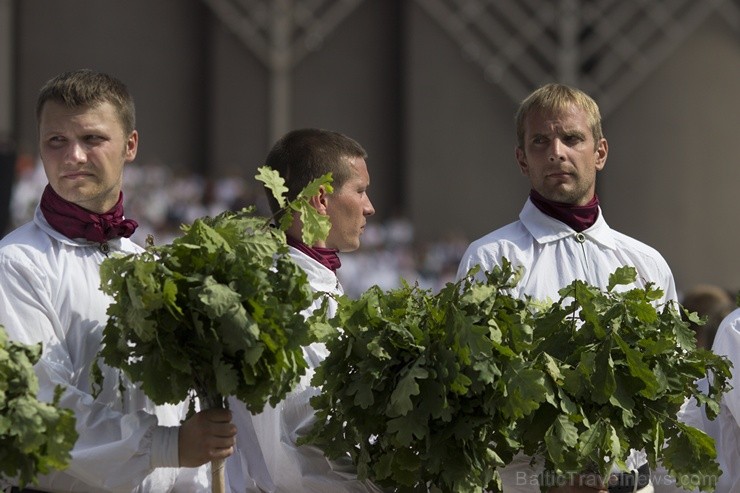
[457,83,677,493]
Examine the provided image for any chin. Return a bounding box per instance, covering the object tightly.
[545,190,579,204]
[341,242,361,253]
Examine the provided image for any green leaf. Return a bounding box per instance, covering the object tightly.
[293,201,332,246]
[591,345,616,404]
[554,414,579,447]
[255,166,289,210]
[387,414,428,446]
[388,363,428,417]
[579,420,605,462]
[614,335,659,398]
[662,422,721,491]
[297,173,334,200]
[214,358,239,397]
[348,378,375,409]
[501,366,548,419]
[607,266,637,291]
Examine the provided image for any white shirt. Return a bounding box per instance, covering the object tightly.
[456,199,678,492]
[457,199,677,304]
[679,308,740,493]
[229,247,384,492]
[0,206,210,493]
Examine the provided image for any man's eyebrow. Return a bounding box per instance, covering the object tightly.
[561,128,586,138]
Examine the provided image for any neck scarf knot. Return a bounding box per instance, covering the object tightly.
[529,189,600,233]
[40,184,138,243]
[287,234,341,272]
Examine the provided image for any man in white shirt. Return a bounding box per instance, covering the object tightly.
[0,69,236,492]
[456,83,677,493]
[229,128,384,492]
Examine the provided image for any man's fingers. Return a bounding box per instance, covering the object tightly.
[179,409,237,467]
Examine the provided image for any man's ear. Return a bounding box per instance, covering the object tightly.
[515,146,529,176]
[595,138,608,171]
[124,130,139,163]
[308,186,329,215]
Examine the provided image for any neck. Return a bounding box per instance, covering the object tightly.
[286,234,341,272]
[40,184,138,243]
[528,189,600,232]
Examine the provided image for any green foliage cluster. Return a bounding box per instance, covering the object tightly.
[523,267,731,491]
[303,261,547,492]
[0,324,77,486]
[96,167,332,411]
[304,264,731,493]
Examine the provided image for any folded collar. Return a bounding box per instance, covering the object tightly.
[519,198,617,249]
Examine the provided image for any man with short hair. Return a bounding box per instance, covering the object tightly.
[230,128,383,492]
[0,69,236,492]
[457,83,676,493]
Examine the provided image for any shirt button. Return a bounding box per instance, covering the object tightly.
[575,233,586,243]
[100,242,110,254]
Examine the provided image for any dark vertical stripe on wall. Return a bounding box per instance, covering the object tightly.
[0,144,15,237]
[195,0,212,177]
[0,0,19,237]
[391,0,406,216]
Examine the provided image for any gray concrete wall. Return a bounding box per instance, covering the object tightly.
[603,15,740,292]
[206,0,403,216]
[15,0,210,167]
[405,1,525,245]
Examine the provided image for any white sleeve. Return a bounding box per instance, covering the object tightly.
[278,384,386,492]
[711,310,740,420]
[244,343,385,492]
[227,396,275,493]
[456,244,500,282]
[0,256,181,492]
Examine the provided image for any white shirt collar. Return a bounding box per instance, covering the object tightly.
[519,198,617,249]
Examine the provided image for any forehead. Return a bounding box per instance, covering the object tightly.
[525,104,590,134]
[341,157,369,184]
[39,100,120,128]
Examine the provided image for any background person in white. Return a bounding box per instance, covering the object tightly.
[456,83,677,493]
[0,69,237,492]
[678,307,740,492]
[228,128,384,492]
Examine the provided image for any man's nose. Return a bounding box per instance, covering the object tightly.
[364,198,375,216]
[548,138,568,162]
[65,141,87,164]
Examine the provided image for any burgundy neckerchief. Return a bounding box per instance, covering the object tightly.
[286,234,341,273]
[40,184,138,243]
[529,189,600,233]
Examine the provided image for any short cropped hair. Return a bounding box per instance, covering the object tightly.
[264,128,367,215]
[515,83,603,150]
[36,69,136,135]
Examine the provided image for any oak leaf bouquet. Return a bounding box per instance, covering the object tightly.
[0,323,78,488]
[520,267,731,492]
[93,167,332,492]
[302,260,551,493]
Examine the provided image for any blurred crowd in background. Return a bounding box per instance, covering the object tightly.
[5,156,469,299]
